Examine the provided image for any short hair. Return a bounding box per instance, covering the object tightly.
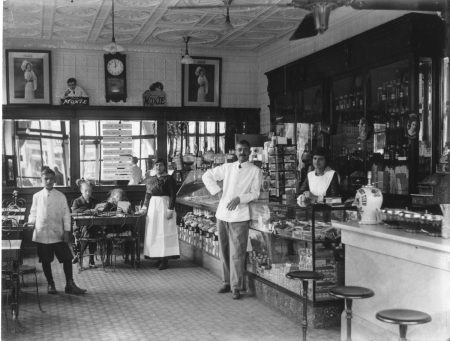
[236,140,250,149]
[76,178,93,190]
[67,77,77,84]
[107,188,126,201]
[41,166,55,177]
[155,157,167,170]
[132,156,138,164]
[312,147,330,163]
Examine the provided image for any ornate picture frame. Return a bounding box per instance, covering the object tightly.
[182,56,221,107]
[6,50,52,104]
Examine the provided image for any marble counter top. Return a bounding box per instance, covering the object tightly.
[331,220,450,341]
[332,220,450,253]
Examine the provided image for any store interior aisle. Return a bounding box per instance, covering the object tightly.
[3,256,339,341]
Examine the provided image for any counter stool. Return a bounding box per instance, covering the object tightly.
[286,270,323,341]
[376,309,431,341]
[329,286,374,341]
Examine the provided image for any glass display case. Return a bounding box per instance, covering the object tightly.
[247,202,356,304]
[176,171,357,305]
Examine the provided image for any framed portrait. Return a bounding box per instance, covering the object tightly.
[6,50,52,104]
[182,57,221,107]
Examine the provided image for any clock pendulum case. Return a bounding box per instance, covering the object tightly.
[104,53,127,102]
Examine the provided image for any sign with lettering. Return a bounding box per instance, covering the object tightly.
[143,82,167,106]
[60,97,89,105]
[101,121,133,181]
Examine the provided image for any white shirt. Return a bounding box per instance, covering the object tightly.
[202,161,262,223]
[128,164,143,185]
[28,188,71,244]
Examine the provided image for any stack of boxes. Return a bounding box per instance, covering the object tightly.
[268,145,298,200]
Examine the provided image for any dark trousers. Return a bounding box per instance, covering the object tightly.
[36,242,73,286]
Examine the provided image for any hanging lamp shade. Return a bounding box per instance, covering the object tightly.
[103,0,124,54]
[181,36,194,64]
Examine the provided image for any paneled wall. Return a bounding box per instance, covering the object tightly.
[2,43,259,109]
[256,11,410,134]
[3,11,413,136]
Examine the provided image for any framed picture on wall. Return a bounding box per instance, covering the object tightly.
[182,56,221,107]
[6,50,52,104]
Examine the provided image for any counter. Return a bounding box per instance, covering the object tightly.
[332,221,450,341]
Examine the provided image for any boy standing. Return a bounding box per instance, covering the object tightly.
[28,167,86,295]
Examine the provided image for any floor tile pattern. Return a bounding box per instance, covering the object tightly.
[2,256,339,341]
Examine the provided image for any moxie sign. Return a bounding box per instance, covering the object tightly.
[60,97,89,105]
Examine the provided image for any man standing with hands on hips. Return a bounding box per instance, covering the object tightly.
[202,140,261,299]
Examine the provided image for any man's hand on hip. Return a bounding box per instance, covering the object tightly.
[226,197,240,211]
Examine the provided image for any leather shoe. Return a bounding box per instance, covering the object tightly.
[158,260,168,270]
[65,280,87,295]
[72,256,79,264]
[232,289,241,300]
[48,284,57,294]
[217,284,231,294]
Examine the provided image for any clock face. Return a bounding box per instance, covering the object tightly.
[107,58,124,76]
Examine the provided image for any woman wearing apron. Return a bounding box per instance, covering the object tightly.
[297,147,340,206]
[141,158,179,270]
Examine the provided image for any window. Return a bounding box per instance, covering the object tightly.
[79,120,157,184]
[167,121,226,162]
[3,120,70,187]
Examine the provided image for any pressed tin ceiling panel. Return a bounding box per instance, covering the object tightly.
[2,0,412,51]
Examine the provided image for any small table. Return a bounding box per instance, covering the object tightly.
[2,239,22,320]
[72,214,145,270]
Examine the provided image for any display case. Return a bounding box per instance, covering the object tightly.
[247,202,356,303]
[176,170,357,327]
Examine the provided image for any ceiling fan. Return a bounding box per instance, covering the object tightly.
[169,0,446,40]
[288,0,447,40]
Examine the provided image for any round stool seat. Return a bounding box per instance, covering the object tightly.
[376,309,432,325]
[329,286,374,299]
[286,270,324,281]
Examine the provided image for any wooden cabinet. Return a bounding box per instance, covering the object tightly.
[266,13,444,200]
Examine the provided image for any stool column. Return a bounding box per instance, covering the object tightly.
[301,280,308,341]
[344,298,353,341]
[399,325,407,341]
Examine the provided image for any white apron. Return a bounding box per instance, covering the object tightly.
[143,196,180,258]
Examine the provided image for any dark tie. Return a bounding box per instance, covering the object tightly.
[238,164,242,169]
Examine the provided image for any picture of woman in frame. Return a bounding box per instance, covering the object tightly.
[21,60,38,100]
[406,113,420,139]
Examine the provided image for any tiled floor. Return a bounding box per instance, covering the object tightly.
[2,256,340,341]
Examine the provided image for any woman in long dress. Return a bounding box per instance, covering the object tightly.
[140,158,179,270]
[195,66,208,102]
[21,60,37,101]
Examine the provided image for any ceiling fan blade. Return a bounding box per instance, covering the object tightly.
[350,0,445,11]
[289,13,318,40]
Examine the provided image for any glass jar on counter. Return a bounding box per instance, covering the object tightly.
[421,214,443,235]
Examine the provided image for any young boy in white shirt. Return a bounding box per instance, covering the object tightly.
[28,167,86,295]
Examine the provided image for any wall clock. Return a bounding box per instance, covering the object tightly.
[104,53,127,102]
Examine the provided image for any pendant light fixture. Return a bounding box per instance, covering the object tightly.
[103,0,124,54]
[181,36,194,64]
[222,6,233,31]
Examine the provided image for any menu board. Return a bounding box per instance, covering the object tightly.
[101,122,132,181]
